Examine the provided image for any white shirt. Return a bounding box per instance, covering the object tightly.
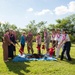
[55,34,62,44]
[65,34,70,41]
[51,34,56,41]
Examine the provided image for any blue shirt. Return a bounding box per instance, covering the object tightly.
[20,35,26,45]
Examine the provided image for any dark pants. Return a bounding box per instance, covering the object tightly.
[61,41,71,61]
[21,43,25,49]
[21,43,25,52]
[19,44,25,55]
[8,44,14,59]
[37,44,41,55]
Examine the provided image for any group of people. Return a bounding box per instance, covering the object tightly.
[50,29,71,61]
[21,28,72,61]
[2,28,72,62]
[19,31,34,55]
[36,28,71,61]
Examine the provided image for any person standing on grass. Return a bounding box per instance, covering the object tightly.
[36,33,41,55]
[19,32,26,55]
[26,31,34,54]
[2,30,15,62]
[58,29,72,61]
[8,30,16,59]
[11,30,17,56]
[51,29,56,56]
[44,29,50,54]
[55,29,62,58]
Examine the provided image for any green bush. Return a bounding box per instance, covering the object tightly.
[69,34,75,43]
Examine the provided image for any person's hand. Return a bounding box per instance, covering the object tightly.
[13,44,16,46]
[57,45,60,49]
[11,42,15,46]
[12,43,15,46]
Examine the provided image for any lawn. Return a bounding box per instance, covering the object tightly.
[0,42,75,75]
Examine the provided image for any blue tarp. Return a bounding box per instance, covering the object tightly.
[13,54,57,62]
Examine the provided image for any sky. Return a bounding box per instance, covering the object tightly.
[0,0,75,28]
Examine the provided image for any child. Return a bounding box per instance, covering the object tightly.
[36,33,41,55]
[19,32,26,55]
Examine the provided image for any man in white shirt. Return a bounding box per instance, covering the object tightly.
[58,29,72,61]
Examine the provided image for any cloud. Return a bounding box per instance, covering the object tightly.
[27,8,33,12]
[35,9,53,16]
[54,6,68,15]
[54,1,75,15]
[26,1,75,16]
[68,1,75,12]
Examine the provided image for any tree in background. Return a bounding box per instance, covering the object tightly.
[55,14,75,42]
[0,14,75,42]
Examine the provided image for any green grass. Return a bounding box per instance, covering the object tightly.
[0,42,75,75]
